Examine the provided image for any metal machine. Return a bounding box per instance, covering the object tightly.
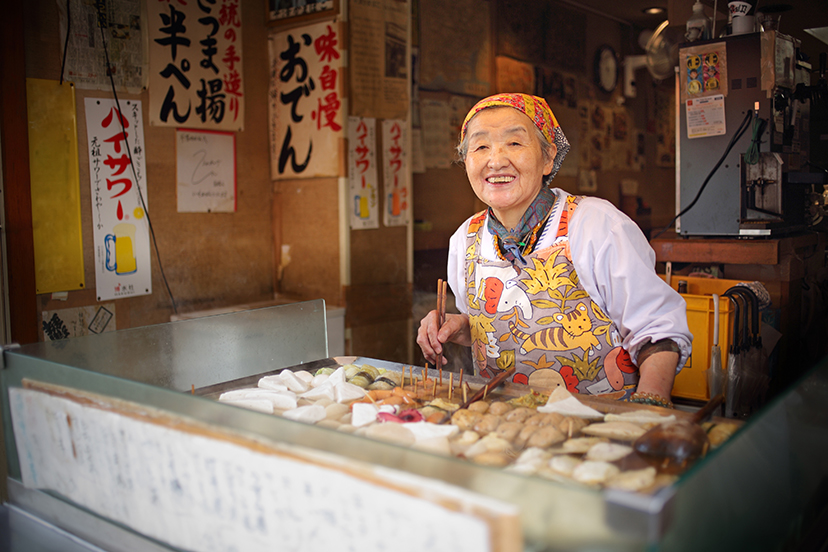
[677,31,827,236]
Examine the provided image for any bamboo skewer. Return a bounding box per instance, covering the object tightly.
[449,373,454,401]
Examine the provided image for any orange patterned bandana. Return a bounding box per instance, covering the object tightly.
[461,93,570,180]
[461,93,559,144]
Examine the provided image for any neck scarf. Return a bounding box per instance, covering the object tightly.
[488,187,556,266]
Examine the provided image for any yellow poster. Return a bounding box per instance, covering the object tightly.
[26,78,85,294]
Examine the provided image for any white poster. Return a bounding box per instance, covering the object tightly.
[347,117,379,229]
[269,21,344,180]
[176,129,237,212]
[147,0,245,130]
[382,119,409,227]
[85,98,151,301]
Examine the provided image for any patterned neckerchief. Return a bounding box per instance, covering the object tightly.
[487,186,556,266]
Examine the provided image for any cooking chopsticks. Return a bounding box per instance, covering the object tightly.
[436,278,447,381]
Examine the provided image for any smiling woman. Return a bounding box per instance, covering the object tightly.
[416,93,692,407]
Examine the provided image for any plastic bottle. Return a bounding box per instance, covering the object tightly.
[686,1,711,42]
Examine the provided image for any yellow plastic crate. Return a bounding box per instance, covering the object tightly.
[658,276,742,401]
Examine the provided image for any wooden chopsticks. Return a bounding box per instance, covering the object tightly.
[436,278,447,382]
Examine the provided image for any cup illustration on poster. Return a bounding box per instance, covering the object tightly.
[105,223,138,276]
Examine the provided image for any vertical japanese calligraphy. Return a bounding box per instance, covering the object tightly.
[268,20,344,180]
[381,119,409,227]
[148,0,245,131]
[347,117,379,229]
[85,98,152,301]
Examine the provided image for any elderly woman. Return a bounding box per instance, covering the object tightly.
[417,93,691,408]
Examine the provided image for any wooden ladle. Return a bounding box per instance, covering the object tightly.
[632,394,724,474]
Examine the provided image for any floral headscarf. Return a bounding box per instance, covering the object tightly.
[461,93,570,181]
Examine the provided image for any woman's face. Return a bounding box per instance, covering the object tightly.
[464,107,556,229]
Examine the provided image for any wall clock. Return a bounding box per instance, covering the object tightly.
[594,45,618,93]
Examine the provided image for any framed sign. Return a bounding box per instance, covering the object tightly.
[267,0,338,26]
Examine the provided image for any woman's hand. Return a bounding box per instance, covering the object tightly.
[416,311,472,365]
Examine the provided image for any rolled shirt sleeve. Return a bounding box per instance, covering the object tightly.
[569,197,692,371]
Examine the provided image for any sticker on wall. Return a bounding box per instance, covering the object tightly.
[680,42,728,104]
[85,98,152,302]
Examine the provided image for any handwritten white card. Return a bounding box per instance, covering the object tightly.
[10,385,521,552]
[176,129,237,212]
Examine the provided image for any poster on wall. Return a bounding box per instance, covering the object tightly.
[147,0,245,131]
[679,43,728,104]
[59,0,145,93]
[350,0,409,120]
[176,130,237,213]
[382,119,409,227]
[347,117,379,230]
[85,98,152,301]
[269,20,344,180]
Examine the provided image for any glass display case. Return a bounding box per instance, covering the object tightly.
[2,300,827,551]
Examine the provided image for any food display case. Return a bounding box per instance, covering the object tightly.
[2,299,827,551]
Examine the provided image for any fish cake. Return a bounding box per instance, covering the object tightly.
[473,413,502,436]
[505,406,535,423]
[526,425,566,449]
[488,401,514,416]
[451,409,483,432]
[514,424,540,449]
[468,401,490,413]
[494,421,524,442]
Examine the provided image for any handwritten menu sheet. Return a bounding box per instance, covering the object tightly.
[10,383,521,552]
[176,129,237,212]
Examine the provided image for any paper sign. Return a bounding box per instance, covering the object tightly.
[85,98,152,301]
[148,0,245,130]
[176,129,237,212]
[347,117,379,229]
[10,384,521,552]
[41,304,116,341]
[382,119,409,227]
[269,21,344,180]
[686,95,726,139]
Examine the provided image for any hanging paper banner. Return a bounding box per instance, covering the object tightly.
[347,117,379,229]
[147,0,245,130]
[85,98,152,301]
[268,20,344,180]
[381,119,409,227]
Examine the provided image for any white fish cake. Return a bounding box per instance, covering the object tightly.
[606,467,657,491]
[559,437,610,454]
[580,421,647,441]
[572,461,620,485]
[548,454,582,477]
[585,442,633,462]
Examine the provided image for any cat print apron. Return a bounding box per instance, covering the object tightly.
[464,195,639,398]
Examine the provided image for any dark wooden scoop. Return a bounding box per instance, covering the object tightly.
[632,394,724,474]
